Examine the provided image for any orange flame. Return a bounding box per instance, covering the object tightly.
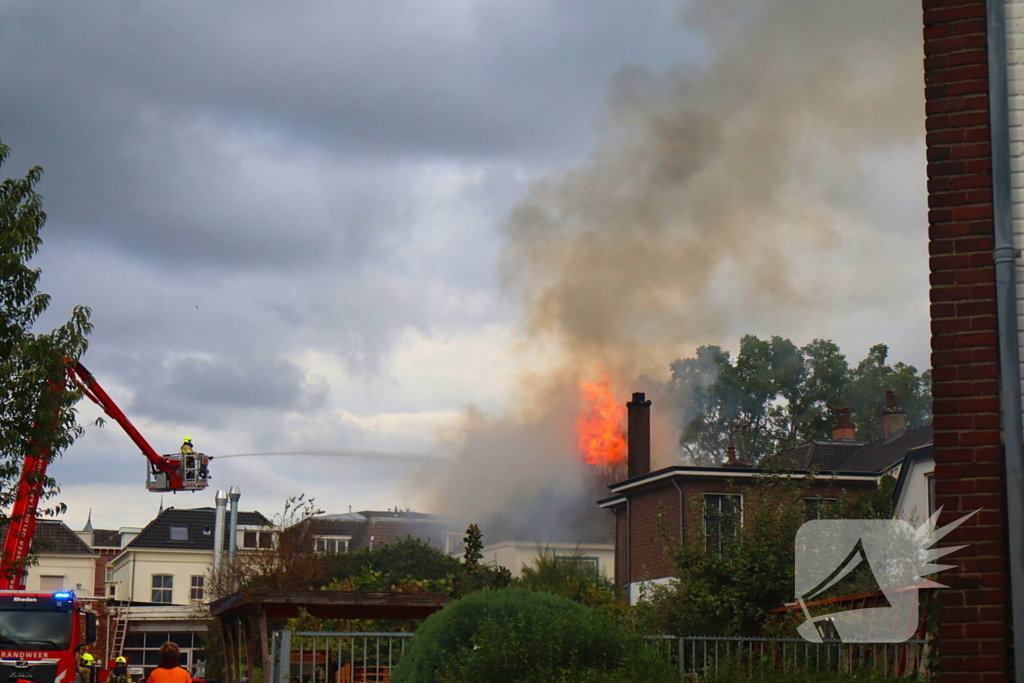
[577,372,626,466]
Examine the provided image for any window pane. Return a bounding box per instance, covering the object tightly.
[704,494,741,553]
[258,532,273,549]
[123,633,145,649]
[40,576,64,592]
[243,531,257,548]
[191,576,204,588]
[169,527,189,541]
[170,632,193,648]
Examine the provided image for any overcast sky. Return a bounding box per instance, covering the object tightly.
[1,0,928,532]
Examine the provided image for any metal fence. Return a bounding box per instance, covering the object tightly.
[647,635,929,680]
[270,631,414,683]
[271,630,929,682]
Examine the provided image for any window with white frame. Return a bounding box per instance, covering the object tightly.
[105,566,114,582]
[313,536,350,554]
[804,497,838,521]
[152,574,173,603]
[190,575,205,601]
[554,555,600,575]
[926,473,936,517]
[703,493,742,553]
[242,530,274,549]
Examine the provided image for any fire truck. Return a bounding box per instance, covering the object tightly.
[0,590,96,683]
[0,360,211,682]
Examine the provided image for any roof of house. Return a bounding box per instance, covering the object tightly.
[0,520,96,556]
[771,441,864,471]
[125,507,271,551]
[838,426,933,473]
[293,511,464,552]
[771,425,933,474]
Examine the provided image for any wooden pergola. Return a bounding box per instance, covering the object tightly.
[209,589,450,683]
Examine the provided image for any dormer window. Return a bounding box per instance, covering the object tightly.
[169,526,189,541]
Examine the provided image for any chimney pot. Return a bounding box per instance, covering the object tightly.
[627,393,652,478]
[832,407,856,441]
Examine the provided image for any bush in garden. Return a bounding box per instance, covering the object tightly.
[390,588,676,683]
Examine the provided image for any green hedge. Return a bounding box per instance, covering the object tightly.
[390,588,676,683]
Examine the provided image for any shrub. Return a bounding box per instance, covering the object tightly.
[390,588,676,683]
[518,546,615,606]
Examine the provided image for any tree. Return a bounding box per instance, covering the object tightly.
[453,524,512,596]
[666,335,931,464]
[0,140,92,578]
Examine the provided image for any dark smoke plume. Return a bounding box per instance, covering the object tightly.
[416,0,924,541]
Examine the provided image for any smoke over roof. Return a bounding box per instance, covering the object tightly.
[415,0,924,543]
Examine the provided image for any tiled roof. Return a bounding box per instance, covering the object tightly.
[837,426,933,473]
[769,426,933,474]
[771,441,864,471]
[92,529,122,548]
[126,507,271,551]
[0,520,95,556]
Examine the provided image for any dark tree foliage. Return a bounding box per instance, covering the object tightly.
[323,537,462,587]
[666,336,931,464]
[0,141,92,557]
[453,523,512,596]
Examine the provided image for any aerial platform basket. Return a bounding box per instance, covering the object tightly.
[147,452,211,492]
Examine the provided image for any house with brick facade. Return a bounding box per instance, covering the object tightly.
[598,393,930,604]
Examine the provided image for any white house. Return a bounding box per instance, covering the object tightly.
[8,519,98,596]
[892,443,935,525]
[107,506,271,604]
[482,540,615,580]
[105,505,271,681]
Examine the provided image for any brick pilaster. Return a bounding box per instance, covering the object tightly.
[924,0,1013,680]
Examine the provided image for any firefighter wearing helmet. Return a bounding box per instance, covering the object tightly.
[78,653,96,683]
[180,437,194,455]
[110,657,130,683]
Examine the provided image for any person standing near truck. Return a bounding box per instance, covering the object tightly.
[145,643,191,683]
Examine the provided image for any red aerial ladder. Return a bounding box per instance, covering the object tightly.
[0,361,210,590]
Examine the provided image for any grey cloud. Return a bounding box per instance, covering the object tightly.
[124,353,327,426]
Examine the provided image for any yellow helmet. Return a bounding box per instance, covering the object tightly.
[116,657,127,665]
[81,654,94,663]
[183,436,193,442]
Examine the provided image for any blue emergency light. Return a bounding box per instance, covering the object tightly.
[53,591,72,600]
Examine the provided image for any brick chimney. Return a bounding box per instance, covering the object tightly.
[831,407,856,441]
[723,442,752,468]
[627,392,652,478]
[881,390,906,441]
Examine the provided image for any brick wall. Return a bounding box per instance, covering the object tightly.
[611,475,876,596]
[923,0,1013,679]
